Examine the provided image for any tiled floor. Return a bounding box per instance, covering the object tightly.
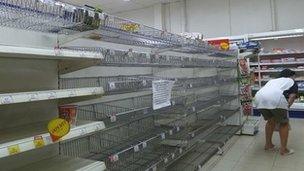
[211,119,304,171]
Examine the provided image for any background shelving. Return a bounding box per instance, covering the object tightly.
[249,39,304,115]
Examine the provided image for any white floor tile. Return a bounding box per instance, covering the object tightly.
[210,119,304,171]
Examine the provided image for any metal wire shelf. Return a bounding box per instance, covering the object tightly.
[99,14,237,56]
[57,46,237,67]
[164,125,242,171]
[75,88,237,127]
[60,92,239,171]
[60,114,182,171]
[97,47,236,67]
[59,75,237,96]
[77,94,152,121]
[165,142,220,171]
[0,0,238,56]
[0,0,100,34]
[60,75,153,94]
[205,125,241,145]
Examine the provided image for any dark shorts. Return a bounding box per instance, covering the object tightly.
[259,109,289,124]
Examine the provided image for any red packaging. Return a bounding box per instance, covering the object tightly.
[59,105,77,127]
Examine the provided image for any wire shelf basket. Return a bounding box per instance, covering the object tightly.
[60,114,182,171]
[60,75,153,94]
[0,0,101,34]
[0,0,238,56]
[59,46,237,67]
[60,89,239,171]
[166,142,220,171]
[77,94,152,121]
[59,74,237,98]
[205,125,241,145]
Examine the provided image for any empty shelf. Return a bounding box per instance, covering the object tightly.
[166,142,220,171]
[13,156,106,171]
[0,45,103,60]
[0,45,103,74]
[205,125,241,145]
[0,87,104,105]
[0,121,105,158]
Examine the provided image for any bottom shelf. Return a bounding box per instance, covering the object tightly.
[13,156,106,171]
[0,120,105,158]
[164,125,241,171]
[205,125,242,145]
[165,142,220,171]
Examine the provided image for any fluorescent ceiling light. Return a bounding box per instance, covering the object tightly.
[251,34,304,41]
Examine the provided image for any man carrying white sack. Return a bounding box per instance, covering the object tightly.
[254,69,298,155]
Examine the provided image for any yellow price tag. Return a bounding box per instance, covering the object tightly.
[8,145,21,155]
[34,136,45,148]
[48,118,70,142]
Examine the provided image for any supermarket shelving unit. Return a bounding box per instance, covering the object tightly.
[0,0,240,170]
[0,47,107,170]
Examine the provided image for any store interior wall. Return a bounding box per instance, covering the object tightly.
[115,0,304,38]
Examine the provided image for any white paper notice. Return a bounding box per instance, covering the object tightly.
[152,80,175,110]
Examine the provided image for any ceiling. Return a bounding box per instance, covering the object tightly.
[60,0,174,14]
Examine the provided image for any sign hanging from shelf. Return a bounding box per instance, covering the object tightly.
[208,39,230,51]
[152,80,175,110]
[47,118,70,142]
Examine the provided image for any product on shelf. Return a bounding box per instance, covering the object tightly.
[48,118,71,142]
[261,66,268,70]
[261,59,271,63]
[282,57,296,62]
[59,105,78,127]
[296,58,304,62]
[239,59,249,75]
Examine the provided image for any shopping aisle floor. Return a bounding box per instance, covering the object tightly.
[211,119,304,171]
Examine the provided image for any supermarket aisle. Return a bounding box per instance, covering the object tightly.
[211,119,304,171]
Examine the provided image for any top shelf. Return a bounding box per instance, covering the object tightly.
[0,0,237,56]
[0,45,103,60]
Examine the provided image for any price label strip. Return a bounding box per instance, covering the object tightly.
[0,95,14,104]
[179,148,183,154]
[176,126,180,132]
[142,141,147,149]
[109,82,116,90]
[109,154,119,162]
[8,145,21,155]
[164,157,168,164]
[160,133,166,140]
[134,145,139,152]
[110,114,117,122]
[28,93,39,101]
[33,136,45,149]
